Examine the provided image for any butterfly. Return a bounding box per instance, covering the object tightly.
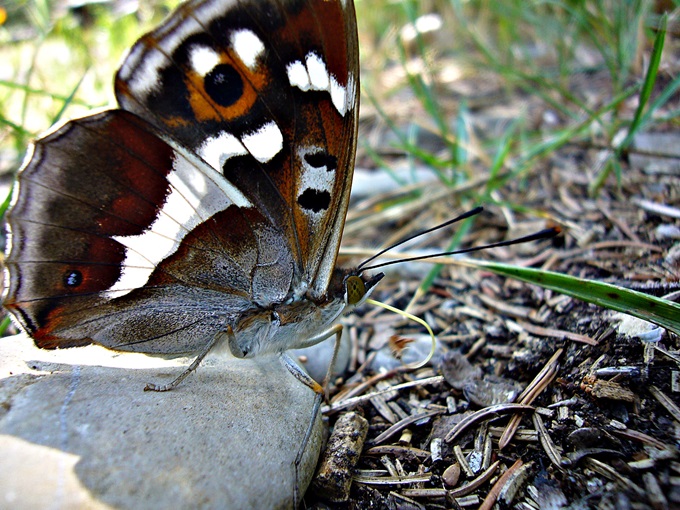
[3,0,383,403]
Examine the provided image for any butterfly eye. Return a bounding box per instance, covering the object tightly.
[345,275,366,306]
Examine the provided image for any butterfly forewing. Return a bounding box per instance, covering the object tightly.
[115,0,359,299]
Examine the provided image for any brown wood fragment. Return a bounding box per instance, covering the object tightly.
[612,428,670,450]
[476,293,534,319]
[643,472,670,510]
[364,445,431,459]
[445,403,534,443]
[453,445,474,477]
[442,462,461,487]
[516,320,598,345]
[311,412,369,502]
[371,409,441,445]
[584,458,645,496]
[352,473,432,485]
[499,349,562,449]
[479,459,523,510]
[387,491,425,509]
[448,460,500,497]
[370,393,398,423]
[581,375,636,402]
[498,460,534,504]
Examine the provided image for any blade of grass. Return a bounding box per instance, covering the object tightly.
[452,101,469,183]
[51,72,88,126]
[590,14,667,195]
[0,80,99,107]
[362,142,408,187]
[639,75,680,127]
[364,89,449,174]
[0,184,14,219]
[0,315,13,337]
[459,259,680,337]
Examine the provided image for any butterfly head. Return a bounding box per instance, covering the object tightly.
[342,271,384,307]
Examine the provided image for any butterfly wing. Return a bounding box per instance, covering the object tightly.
[115,0,359,299]
[4,0,358,354]
[4,110,295,353]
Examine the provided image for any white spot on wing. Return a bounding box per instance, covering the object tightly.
[122,49,167,97]
[120,1,225,100]
[330,76,347,116]
[242,122,283,163]
[306,53,330,90]
[199,131,248,171]
[286,53,354,117]
[190,46,221,77]
[286,61,310,91]
[230,29,265,69]
[297,146,336,220]
[158,1,224,55]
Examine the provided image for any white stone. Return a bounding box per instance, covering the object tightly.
[0,334,323,509]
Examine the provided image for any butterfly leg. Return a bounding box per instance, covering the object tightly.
[144,329,226,392]
[291,323,344,400]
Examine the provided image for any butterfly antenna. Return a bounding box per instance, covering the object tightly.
[357,206,484,271]
[360,224,561,272]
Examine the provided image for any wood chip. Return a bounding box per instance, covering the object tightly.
[442,462,461,487]
[353,473,432,485]
[499,349,562,449]
[479,459,523,510]
[642,472,669,510]
[584,458,645,497]
[515,320,598,345]
[582,375,636,402]
[311,412,369,502]
[371,409,442,445]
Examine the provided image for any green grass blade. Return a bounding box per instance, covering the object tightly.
[0,80,96,107]
[590,14,667,195]
[620,14,666,151]
[0,184,14,219]
[50,73,88,126]
[461,259,680,336]
[637,56,680,129]
[0,315,12,336]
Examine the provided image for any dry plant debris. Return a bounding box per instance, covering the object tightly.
[305,20,680,507]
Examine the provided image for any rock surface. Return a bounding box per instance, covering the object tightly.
[0,334,323,509]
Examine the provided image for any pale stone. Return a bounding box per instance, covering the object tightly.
[0,334,323,510]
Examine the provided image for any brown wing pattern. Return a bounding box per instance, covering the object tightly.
[4,0,358,354]
[115,0,359,298]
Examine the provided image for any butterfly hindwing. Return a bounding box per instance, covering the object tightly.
[5,110,291,352]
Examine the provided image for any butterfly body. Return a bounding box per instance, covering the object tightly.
[3,0,379,369]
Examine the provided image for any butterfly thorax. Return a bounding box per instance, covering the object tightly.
[228,269,383,358]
